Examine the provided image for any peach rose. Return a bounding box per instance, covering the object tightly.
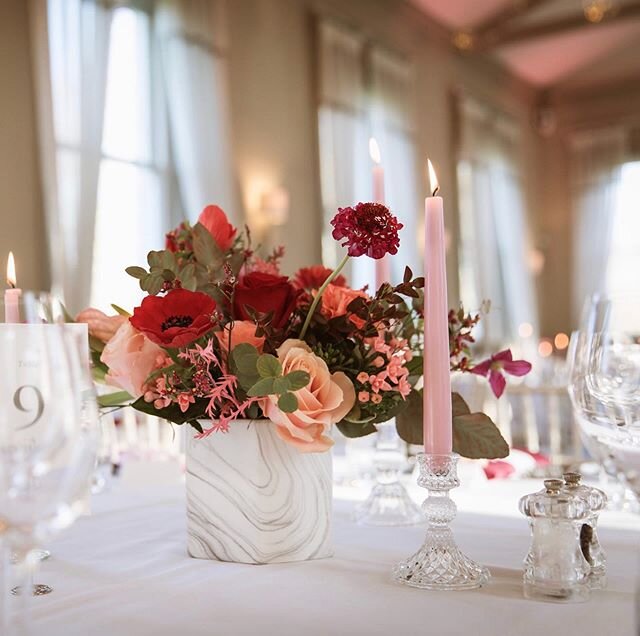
[101,321,166,397]
[76,308,127,344]
[215,320,266,354]
[320,283,368,327]
[259,339,356,453]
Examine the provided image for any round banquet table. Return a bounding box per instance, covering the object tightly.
[27,462,640,636]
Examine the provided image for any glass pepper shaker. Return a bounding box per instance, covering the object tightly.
[562,471,607,587]
[519,479,591,603]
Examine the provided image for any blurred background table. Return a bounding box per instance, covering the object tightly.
[31,463,640,636]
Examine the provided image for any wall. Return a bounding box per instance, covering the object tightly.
[227,0,540,315]
[0,0,48,291]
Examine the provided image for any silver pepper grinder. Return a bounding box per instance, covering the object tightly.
[562,471,607,588]
[519,478,592,603]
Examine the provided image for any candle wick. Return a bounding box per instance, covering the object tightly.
[7,280,15,289]
[432,186,440,197]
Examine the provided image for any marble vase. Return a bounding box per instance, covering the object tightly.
[185,419,333,564]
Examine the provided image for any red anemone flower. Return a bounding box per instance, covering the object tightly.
[130,289,216,348]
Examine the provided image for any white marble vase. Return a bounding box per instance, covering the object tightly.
[185,419,333,564]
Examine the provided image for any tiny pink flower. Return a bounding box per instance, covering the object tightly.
[177,392,195,413]
[371,393,382,404]
[372,356,385,368]
[471,349,532,398]
[358,391,370,403]
[369,373,392,393]
[356,371,370,384]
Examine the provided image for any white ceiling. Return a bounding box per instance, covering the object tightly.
[411,0,640,88]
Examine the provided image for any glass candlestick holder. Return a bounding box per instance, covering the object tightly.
[392,452,491,590]
[354,420,423,526]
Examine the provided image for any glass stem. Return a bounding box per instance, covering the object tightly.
[1,542,10,636]
[10,548,37,636]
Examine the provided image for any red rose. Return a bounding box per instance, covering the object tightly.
[130,289,216,348]
[292,265,346,290]
[198,205,237,251]
[233,272,301,329]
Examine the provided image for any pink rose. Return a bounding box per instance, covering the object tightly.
[198,205,237,251]
[101,321,166,398]
[215,320,266,354]
[260,339,356,453]
[320,283,368,328]
[76,308,127,344]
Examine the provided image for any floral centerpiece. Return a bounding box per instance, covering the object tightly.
[78,202,530,564]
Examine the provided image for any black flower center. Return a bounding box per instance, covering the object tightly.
[161,315,194,331]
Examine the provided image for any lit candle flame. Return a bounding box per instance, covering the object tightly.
[427,159,439,196]
[369,137,381,165]
[6,252,16,288]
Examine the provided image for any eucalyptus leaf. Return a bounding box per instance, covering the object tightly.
[131,395,209,425]
[247,377,276,397]
[256,354,282,378]
[285,370,310,391]
[125,266,148,280]
[273,377,289,394]
[278,392,298,413]
[192,222,223,268]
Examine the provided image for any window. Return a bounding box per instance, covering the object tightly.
[317,21,421,290]
[91,7,167,312]
[457,98,538,346]
[606,161,640,298]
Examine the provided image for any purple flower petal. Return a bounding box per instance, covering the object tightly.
[503,359,532,377]
[488,369,506,398]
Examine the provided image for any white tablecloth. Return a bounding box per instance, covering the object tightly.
[29,467,640,636]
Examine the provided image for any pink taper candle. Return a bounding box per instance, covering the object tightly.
[423,160,452,454]
[369,138,391,289]
[4,252,21,323]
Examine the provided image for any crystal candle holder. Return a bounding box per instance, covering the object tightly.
[354,420,422,526]
[392,453,490,590]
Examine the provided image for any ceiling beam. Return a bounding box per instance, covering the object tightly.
[479,2,640,49]
[474,0,555,36]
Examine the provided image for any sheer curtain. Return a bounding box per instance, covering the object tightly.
[30,0,113,312]
[317,21,369,284]
[317,21,419,290]
[369,47,420,283]
[457,98,538,347]
[155,0,236,224]
[570,127,626,320]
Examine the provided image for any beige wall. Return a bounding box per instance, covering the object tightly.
[0,0,48,291]
[9,0,629,338]
[227,0,540,312]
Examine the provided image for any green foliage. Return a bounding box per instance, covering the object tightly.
[336,420,377,438]
[97,390,133,408]
[395,389,509,460]
[278,392,298,413]
[256,354,282,378]
[131,395,209,428]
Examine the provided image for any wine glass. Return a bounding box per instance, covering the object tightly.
[568,329,640,501]
[0,292,99,635]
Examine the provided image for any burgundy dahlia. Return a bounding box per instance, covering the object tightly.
[330,202,403,259]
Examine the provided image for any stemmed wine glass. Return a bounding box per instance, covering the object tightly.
[568,294,640,501]
[0,292,99,635]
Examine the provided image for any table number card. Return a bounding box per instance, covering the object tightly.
[0,323,89,447]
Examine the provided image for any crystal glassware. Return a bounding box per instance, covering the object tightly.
[0,292,100,635]
[519,479,591,603]
[354,420,422,526]
[392,453,490,590]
